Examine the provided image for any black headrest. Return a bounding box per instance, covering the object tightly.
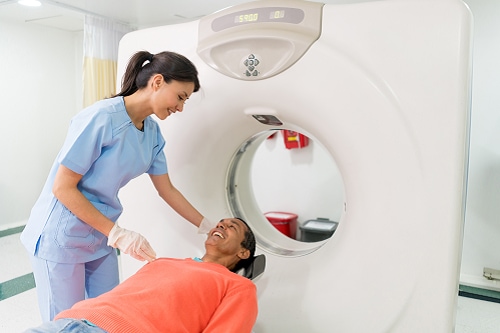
[242,254,266,280]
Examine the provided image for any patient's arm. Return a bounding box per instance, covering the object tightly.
[202,283,258,333]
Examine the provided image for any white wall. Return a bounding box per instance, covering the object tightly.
[0,19,82,229]
[459,0,500,290]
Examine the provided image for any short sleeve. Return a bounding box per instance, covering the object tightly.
[58,110,112,175]
[146,120,168,175]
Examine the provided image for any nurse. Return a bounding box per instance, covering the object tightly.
[20,50,215,322]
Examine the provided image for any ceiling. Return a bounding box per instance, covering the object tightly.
[0,0,377,32]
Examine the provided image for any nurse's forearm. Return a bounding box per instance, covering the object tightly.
[53,186,115,236]
[149,173,203,227]
[53,165,115,236]
[162,187,204,227]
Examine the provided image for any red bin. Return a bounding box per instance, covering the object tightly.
[264,212,298,239]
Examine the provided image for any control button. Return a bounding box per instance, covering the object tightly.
[243,54,260,77]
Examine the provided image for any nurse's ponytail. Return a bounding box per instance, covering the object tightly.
[114,50,200,97]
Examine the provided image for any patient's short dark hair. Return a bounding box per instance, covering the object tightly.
[231,217,256,273]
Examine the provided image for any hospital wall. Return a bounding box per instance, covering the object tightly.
[0,0,499,292]
[459,0,500,290]
[0,18,83,229]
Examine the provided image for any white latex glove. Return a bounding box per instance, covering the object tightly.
[198,217,217,234]
[107,224,157,262]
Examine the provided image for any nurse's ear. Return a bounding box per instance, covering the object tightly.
[151,74,163,91]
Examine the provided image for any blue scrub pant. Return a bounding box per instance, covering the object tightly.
[23,318,108,333]
[29,251,119,322]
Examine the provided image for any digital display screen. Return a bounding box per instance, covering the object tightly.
[212,7,305,32]
[234,9,285,23]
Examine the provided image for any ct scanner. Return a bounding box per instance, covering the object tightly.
[116,0,473,332]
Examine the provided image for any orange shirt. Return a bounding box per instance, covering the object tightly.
[56,258,258,333]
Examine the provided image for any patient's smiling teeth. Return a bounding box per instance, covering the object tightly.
[213,231,224,239]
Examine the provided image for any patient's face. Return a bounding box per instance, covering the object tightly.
[205,218,248,255]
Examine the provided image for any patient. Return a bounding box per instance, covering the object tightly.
[24,218,259,333]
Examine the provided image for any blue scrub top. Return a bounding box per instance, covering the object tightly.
[21,97,168,263]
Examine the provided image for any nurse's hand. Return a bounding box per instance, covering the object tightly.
[198,217,217,234]
[107,225,157,262]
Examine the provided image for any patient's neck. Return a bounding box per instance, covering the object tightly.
[201,253,238,270]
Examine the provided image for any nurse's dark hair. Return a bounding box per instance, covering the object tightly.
[114,50,200,97]
[230,218,256,273]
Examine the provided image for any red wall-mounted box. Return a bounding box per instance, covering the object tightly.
[282,130,309,149]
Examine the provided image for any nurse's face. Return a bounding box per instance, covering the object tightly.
[151,77,195,120]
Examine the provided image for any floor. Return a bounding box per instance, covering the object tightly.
[1,230,500,332]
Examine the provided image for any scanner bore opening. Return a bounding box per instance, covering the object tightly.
[226,130,345,257]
